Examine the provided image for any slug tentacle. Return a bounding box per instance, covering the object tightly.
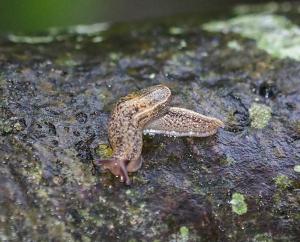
[127,156,144,172]
[96,159,130,185]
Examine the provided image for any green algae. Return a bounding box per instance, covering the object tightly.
[249,103,272,129]
[274,175,292,190]
[230,193,248,215]
[203,14,300,61]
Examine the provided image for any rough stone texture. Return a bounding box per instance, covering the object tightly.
[0,4,300,242]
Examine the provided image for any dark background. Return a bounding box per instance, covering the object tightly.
[0,0,293,34]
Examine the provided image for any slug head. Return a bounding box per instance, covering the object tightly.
[96,159,130,185]
[119,84,172,113]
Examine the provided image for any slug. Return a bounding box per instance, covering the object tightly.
[96,84,224,185]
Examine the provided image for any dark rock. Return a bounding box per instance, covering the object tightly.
[0,4,300,241]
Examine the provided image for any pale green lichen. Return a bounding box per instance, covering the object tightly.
[203,14,300,61]
[67,22,109,36]
[294,165,300,173]
[169,26,184,35]
[227,40,243,51]
[13,122,22,131]
[7,34,55,44]
[249,103,272,129]
[234,2,282,15]
[7,23,109,44]
[91,36,103,43]
[230,193,247,215]
[274,175,292,190]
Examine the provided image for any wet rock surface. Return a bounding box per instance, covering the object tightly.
[1,3,300,241]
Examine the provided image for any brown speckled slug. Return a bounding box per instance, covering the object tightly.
[96,85,224,185]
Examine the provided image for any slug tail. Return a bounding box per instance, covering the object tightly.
[96,159,131,185]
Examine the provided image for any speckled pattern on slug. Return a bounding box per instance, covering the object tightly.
[97,85,224,185]
[97,85,172,184]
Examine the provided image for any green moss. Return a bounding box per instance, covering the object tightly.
[0,99,7,108]
[77,208,104,227]
[0,77,6,87]
[36,188,49,199]
[46,218,73,241]
[179,226,189,239]
[274,175,292,190]
[0,119,12,134]
[27,164,43,184]
[230,193,247,215]
[249,103,272,129]
[168,226,190,242]
[96,144,113,159]
[220,154,236,166]
[203,14,300,61]
[55,53,78,67]
[294,120,300,135]
[82,236,92,242]
[253,233,273,242]
[128,239,137,242]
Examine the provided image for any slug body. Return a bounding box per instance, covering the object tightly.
[98,85,171,184]
[97,84,224,185]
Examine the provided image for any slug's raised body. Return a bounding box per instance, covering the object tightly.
[98,85,171,184]
[97,85,224,185]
